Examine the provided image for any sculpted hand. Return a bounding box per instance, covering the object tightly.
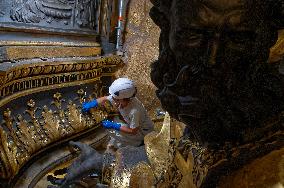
[102,120,121,131]
[82,99,98,113]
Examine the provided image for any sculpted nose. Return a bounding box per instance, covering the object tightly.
[209,33,220,65]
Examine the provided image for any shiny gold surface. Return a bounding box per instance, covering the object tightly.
[124,113,195,188]
[4,46,101,60]
[1,56,122,85]
[104,112,193,188]
[144,112,172,179]
[152,118,196,188]
[0,53,122,180]
[0,25,98,37]
[17,114,39,153]
[106,114,172,188]
[219,148,284,188]
[0,90,115,180]
[111,162,132,188]
[0,76,100,107]
[1,68,101,96]
[0,56,123,106]
[174,152,196,188]
[270,30,284,63]
[171,122,196,188]
[115,111,195,188]
[0,41,100,47]
[0,125,19,178]
[129,162,155,188]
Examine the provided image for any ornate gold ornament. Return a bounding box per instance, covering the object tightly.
[0,55,123,107]
[106,113,184,188]
[0,89,117,180]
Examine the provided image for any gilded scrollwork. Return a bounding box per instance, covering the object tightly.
[0,55,123,181]
[76,89,86,104]
[0,88,117,180]
[92,80,103,98]
[0,56,123,99]
[16,114,39,154]
[67,101,89,132]
[0,126,19,178]
[52,93,74,135]
[0,148,9,179]
[4,61,101,83]
[0,75,4,86]
[26,99,50,146]
[2,109,18,143]
[41,106,62,141]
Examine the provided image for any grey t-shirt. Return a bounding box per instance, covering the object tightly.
[106,96,154,146]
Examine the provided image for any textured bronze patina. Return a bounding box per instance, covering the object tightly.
[150,0,284,187]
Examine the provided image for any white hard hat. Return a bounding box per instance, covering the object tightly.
[109,78,136,99]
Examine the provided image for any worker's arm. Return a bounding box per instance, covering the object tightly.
[101,106,141,135]
[119,126,139,135]
[119,108,140,135]
[101,120,139,135]
[82,96,109,112]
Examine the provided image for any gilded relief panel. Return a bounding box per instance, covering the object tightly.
[0,88,115,180]
[0,54,123,181]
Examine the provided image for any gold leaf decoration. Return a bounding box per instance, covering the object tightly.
[41,106,62,141]
[0,88,117,180]
[67,101,89,132]
[16,114,38,154]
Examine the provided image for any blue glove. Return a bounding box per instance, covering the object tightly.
[82,99,98,113]
[102,120,121,131]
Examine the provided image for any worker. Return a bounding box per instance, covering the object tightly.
[82,78,154,150]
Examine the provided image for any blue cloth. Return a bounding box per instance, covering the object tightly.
[102,120,121,131]
[82,99,98,112]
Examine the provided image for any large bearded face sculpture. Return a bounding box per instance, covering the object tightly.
[150,0,284,147]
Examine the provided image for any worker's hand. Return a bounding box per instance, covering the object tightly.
[102,120,121,131]
[82,99,98,113]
